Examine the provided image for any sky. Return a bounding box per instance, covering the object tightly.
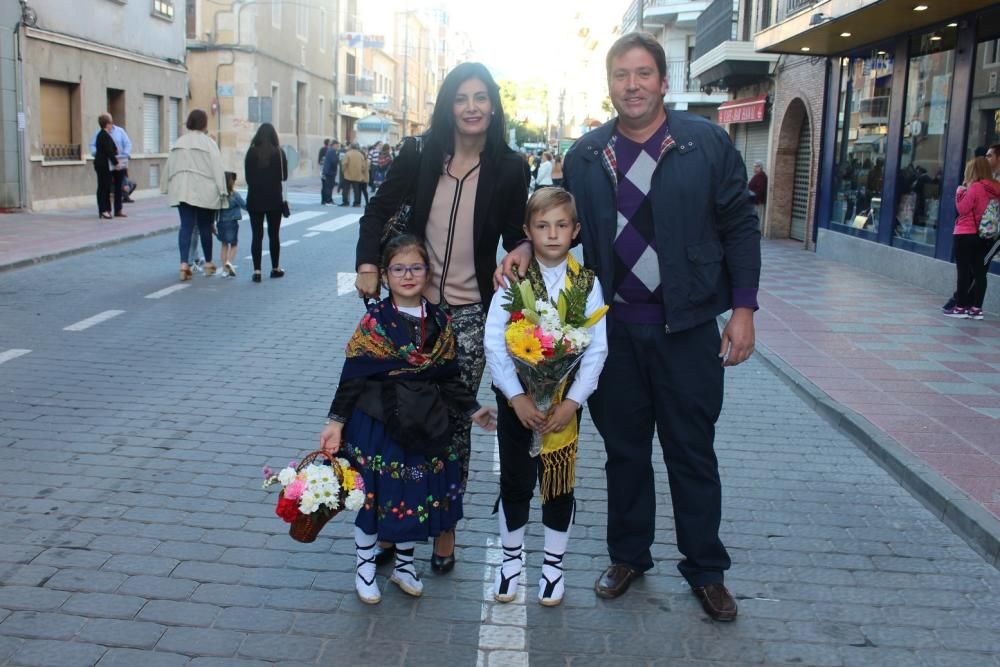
[391,0,628,82]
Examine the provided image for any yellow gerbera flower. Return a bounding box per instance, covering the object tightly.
[510,333,544,364]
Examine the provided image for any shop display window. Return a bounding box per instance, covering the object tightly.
[965,10,1000,163]
[893,28,957,250]
[829,53,894,235]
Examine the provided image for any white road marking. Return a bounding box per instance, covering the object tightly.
[282,211,327,227]
[309,213,362,233]
[279,240,299,247]
[478,535,528,667]
[0,349,31,365]
[145,284,190,299]
[302,232,320,238]
[337,272,357,296]
[64,310,125,332]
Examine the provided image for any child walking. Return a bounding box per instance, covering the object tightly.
[217,172,246,277]
[484,188,608,606]
[320,234,496,604]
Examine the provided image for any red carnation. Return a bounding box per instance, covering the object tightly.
[275,493,301,523]
[510,312,525,322]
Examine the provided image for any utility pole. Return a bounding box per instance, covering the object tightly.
[638,0,644,31]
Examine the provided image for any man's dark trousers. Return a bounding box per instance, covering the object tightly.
[321,177,334,204]
[110,169,125,213]
[588,318,730,588]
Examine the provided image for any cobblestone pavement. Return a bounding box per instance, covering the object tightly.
[0,207,999,666]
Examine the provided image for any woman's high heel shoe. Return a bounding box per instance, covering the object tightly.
[179,265,193,281]
[430,531,456,573]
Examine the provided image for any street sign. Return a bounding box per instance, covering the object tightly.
[217,84,234,97]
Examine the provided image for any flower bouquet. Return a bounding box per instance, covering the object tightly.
[263,450,366,543]
[502,265,608,457]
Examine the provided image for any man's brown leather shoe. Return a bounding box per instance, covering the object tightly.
[594,564,641,599]
[692,583,737,621]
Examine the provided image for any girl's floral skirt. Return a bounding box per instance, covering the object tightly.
[343,410,464,543]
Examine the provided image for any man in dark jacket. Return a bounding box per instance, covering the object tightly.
[498,32,760,622]
[321,140,339,205]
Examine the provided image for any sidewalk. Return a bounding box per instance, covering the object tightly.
[0,178,322,271]
[2,198,997,565]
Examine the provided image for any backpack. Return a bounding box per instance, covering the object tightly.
[979,197,1000,240]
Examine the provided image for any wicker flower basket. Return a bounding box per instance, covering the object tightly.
[287,450,347,544]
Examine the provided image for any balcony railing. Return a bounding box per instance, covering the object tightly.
[345,74,375,97]
[694,0,738,61]
[622,0,691,32]
[665,59,702,93]
[42,144,80,161]
[779,0,816,22]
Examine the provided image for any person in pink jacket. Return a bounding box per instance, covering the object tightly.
[947,157,1000,319]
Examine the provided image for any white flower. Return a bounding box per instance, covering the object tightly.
[298,490,320,515]
[345,489,365,511]
[566,328,591,350]
[277,467,298,486]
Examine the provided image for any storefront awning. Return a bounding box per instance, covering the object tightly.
[717,95,768,124]
[755,0,996,55]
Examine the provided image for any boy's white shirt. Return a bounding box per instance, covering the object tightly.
[484,256,608,407]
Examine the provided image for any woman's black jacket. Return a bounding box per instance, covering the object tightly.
[356,137,530,306]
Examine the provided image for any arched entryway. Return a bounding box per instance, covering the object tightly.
[770,98,812,243]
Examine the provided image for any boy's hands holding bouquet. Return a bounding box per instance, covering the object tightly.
[540,399,578,435]
[320,421,344,455]
[511,394,547,431]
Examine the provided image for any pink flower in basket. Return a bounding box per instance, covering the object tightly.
[284,478,306,500]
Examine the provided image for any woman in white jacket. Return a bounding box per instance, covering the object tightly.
[161,109,228,281]
[534,151,554,191]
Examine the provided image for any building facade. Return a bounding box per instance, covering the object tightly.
[622,0,731,117]
[1,2,24,209]
[19,0,187,210]
[186,0,338,180]
[757,0,1000,312]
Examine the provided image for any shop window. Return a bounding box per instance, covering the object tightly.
[966,10,1000,162]
[829,53,894,235]
[893,28,957,250]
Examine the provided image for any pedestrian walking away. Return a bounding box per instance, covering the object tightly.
[356,61,530,573]
[340,143,368,207]
[321,139,340,205]
[484,187,608,608]
[244,122,288,283]
[497,31,761,622]
[92,114,118,220]
[218,171,246,277]
[161,108,228,281]
[320,234,496,605]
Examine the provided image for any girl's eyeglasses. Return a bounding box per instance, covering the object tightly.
[387,263,428,278]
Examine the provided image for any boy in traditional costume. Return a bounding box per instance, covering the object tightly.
[321,235,496,605]
[484,188,608,606]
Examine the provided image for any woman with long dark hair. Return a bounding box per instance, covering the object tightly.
[245,122,288,283]
[355,62,530,573]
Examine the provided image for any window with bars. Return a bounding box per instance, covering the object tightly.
[153,0,174,20]
[40,79,80,161]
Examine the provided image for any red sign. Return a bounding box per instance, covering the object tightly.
[717,95,768,124]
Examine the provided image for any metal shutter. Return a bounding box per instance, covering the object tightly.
[168,98,180,147]
[143,95,161,153]
[733,122,770,179]
[789,120,811,241]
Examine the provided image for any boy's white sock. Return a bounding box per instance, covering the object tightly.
[538,524,570,606]
[355,526,380,604]
[390,541,423,597]
[494,501,525,603]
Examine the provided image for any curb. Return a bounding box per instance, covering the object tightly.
[744,326,1000,569]
[0,224,178,273]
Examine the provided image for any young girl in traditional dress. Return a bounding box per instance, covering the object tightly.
[320,234,496,604]
[484,188,608,606]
